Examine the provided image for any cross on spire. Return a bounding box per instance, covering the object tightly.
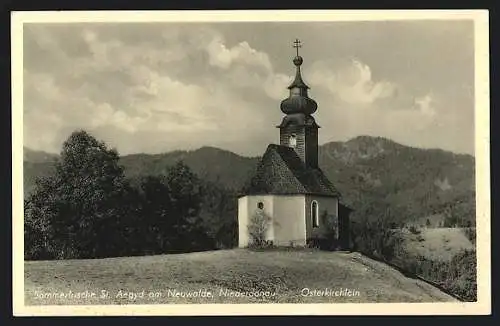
[293,38,302,56]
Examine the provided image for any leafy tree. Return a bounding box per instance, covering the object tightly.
[349,202,404,261]
[199,179,238,249]
[136,175,173,254]
[24,130,129,259]
[131,163,216,254]
[115,181,144,256]
[24,179,59,260]
[164,161,215,252]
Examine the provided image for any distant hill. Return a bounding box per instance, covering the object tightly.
[23,147,58,196]
[119,146,259,190]
[318,136,475,225]
[23,147,58,163]
[23,136,475,226]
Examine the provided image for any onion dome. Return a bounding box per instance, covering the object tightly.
[280,94,318,115]
[277,112,320,128]
[280,51,318,115]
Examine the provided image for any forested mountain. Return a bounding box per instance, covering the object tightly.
[23,136,475,226]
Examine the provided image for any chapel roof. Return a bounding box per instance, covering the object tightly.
[241,144,341,197]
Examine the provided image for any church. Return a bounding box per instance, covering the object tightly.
[238,40,352,250]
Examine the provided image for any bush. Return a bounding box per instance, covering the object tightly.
[409,225,421,234]
[350,212,476,302]
[303,210,339,251]
[306,237,336,251]
[248,240,275,250]
[392,250,477,302]
[350,217,405,262]
[247,210,272,248]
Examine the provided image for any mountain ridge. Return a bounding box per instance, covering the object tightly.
[23,135,475,227]
[22,135,475,162]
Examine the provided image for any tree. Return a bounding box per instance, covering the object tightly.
[115,181,144,256]
[24,178,60,260]
[247,209,271,247]
[349,203,404,262]
[133,175,171,254]
[24,130,130,259]
[199,179,238,249]
[164,161,215,252]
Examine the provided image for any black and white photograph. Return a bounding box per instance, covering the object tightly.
[12,10,490,316]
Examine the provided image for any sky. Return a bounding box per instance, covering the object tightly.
[23,20,475,156]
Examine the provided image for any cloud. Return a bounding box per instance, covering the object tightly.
[206,36,273,71]
[263,73,291,100]
[414,94,437,117]
[308,58,397,106]
[22,22,474,156]
[204,35,290,101]
[23,25,291,154]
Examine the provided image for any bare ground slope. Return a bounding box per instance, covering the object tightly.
[25,249,457,305]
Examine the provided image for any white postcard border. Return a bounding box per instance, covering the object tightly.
[11,9,491,316]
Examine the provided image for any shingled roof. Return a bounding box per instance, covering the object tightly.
[241,144,341,197]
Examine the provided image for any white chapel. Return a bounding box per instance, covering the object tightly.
[238,39,352,249]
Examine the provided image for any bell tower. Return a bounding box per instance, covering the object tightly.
[278,39,319,169]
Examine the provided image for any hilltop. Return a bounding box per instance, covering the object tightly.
[24,249,457,304]
[23,136,475,227]
[23,147,58,163]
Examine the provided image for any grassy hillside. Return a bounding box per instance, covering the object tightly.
[23,136,475,227]
[25,249,456,305]
[400,228,475,261]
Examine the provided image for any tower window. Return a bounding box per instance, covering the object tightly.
[291,87,301,96]
[311,201,319,228]
[289,134,297,148]
[257,202,264,210]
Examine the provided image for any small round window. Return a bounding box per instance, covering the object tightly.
[257,202,264,209]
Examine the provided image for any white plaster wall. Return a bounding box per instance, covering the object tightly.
[239,194,336,247]
[272,195,307,246]
[238,196,249,248]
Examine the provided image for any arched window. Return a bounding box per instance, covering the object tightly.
[289,134,297,148]
[311,201,319,228]
[257,202,264,210]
